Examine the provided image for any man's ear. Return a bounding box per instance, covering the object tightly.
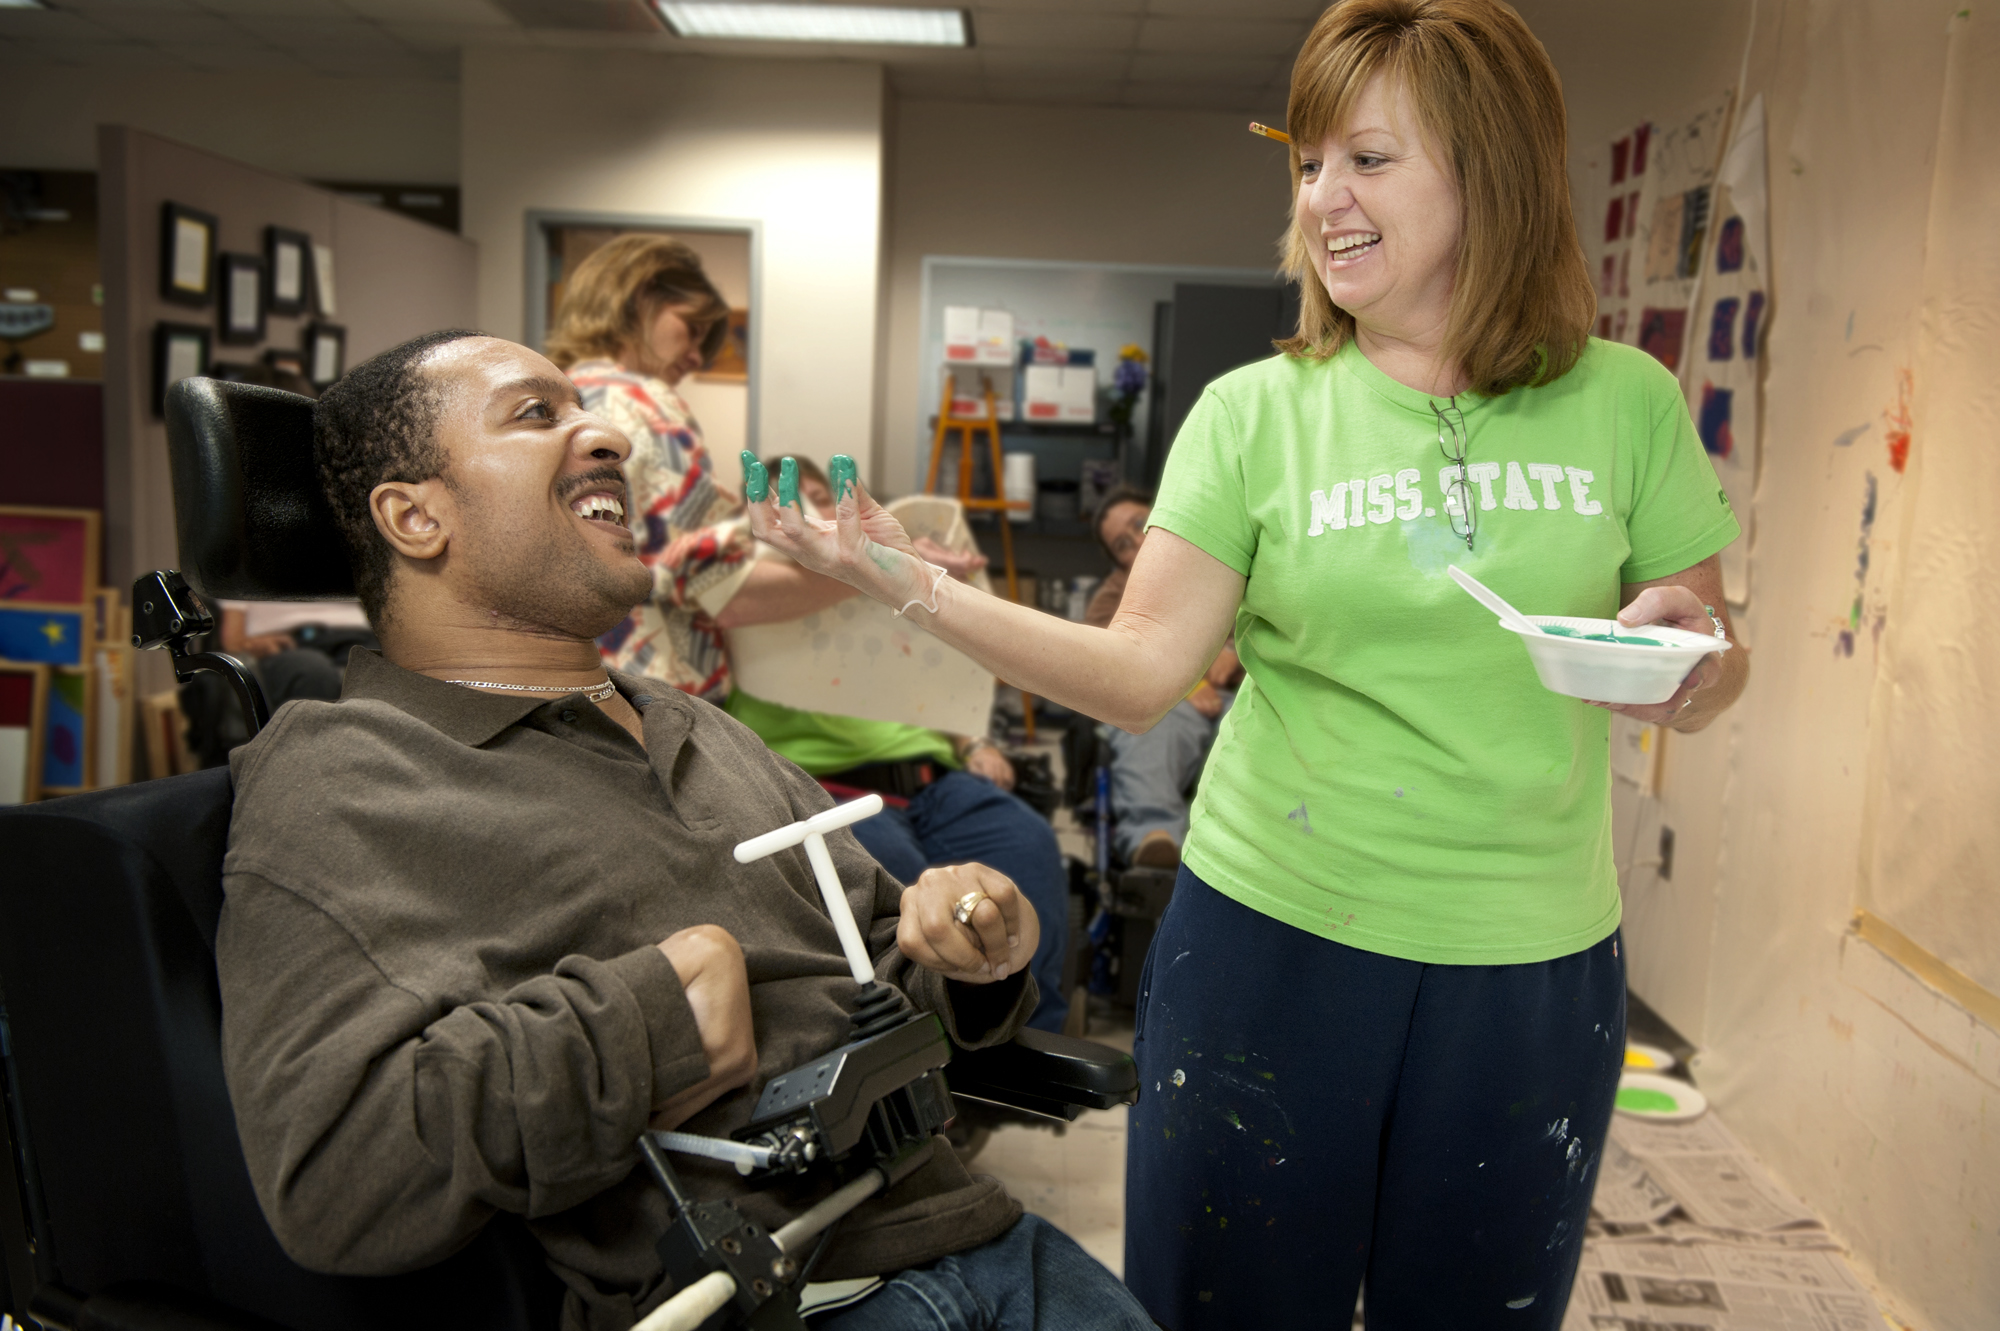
[370,479,450,564]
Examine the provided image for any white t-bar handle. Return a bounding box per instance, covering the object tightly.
[734,794,884,987]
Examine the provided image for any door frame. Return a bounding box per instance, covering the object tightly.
[524,209,764,452]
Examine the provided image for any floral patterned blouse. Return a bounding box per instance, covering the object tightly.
[569,359,756,701]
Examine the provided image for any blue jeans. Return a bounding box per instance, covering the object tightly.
[848,772,1069,1032]
[812,1215,1152,1330]
[1127,870,1625,1330]
[1104,694,1229,862]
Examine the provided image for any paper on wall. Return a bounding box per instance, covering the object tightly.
[312,243,337,316]
[1698,94,1770,606]
[726,496,997,737]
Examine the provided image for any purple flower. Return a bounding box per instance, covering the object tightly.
[1114,359,1147,396]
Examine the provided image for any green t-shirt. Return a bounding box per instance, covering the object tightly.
[724,687,958,777]
[1151,337,1739,965]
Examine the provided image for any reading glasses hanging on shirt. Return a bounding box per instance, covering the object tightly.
[1432,399,1476,551]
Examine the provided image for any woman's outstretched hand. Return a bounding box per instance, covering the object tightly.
[742,453,938,611]
[1584,582,1727,726]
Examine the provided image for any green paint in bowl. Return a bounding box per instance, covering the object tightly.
[1616,1086,1681,1113]
[1540,625,1663,647]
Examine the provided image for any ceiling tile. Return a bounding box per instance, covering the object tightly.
[1143,0,1326,16]
[85,10,263,43]
[192,0,349,15]
[1136,16,1307,56]
[983,77,1123,106]
[0,9,124,40]
[0,36,189,65]
[229,14,394,46]
[383,19,533,49]
[1126,52,1282,83]
[341,0,515,22]
[964,0,1142,11]
[49,0,197,11]
[970,11,1139,50]
[1118,80,1264,113]
[980,46,1127,78]
[157,40,309,71]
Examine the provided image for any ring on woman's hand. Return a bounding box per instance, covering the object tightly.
[952,890,988,926]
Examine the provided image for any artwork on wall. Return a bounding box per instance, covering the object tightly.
[1701,93,1770,605]
[312,243,338,317]
[41,665,89,793]
[0,660,49,805]
[304,322,345,387]
[160,202,218,307]
[265,226,312,316]
[219,251,267,345]
[0,507,100,605]
[152,321,211,415]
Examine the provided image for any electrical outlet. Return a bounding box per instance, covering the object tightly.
[1658,826,1675,881]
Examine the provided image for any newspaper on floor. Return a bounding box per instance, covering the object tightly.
[1562,1240,1882,1331]
[1561,1106,1884,1329]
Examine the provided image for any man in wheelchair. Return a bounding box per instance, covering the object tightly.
[216,330,1151,1330]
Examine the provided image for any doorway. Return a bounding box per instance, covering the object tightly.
[525,211,761,496]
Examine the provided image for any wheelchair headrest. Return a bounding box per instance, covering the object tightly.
[165,376,357,601]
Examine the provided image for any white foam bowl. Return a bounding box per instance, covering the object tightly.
[1501,616,1731,705]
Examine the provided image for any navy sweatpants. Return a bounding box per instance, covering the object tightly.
[1127,870,1625,1330]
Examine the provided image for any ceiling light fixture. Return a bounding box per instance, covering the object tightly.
[652,2,971,46]
[0,0,51,9]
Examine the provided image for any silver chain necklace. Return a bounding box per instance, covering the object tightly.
[445,677,617,704]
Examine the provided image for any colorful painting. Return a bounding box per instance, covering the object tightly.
[1716,216,1745,273]
[0,507,99,604]
[1708,298,1740,361]
[0,661,48,804]
[0,605,88,666]
[41,666,86,790]
[1636,307,1687,371]
[1699,382,1735,458]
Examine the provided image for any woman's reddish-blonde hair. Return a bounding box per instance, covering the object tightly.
[545,234,730,371]
[1276,0,1595,394]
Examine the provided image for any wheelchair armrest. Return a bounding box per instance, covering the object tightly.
[946,1029,1139,1122]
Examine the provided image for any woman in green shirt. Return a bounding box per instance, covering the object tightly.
[751,1,1747,1324]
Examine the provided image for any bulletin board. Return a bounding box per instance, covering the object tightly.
[915,256,1278,492]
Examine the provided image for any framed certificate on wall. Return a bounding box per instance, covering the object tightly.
[218,252,266,344]
[304,322,345,387]
[152,321,211,415]
[160,202,218,307]
[265,226,312,316]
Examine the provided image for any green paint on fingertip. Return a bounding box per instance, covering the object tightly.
[829,454,858,501]
[777,456,800,510]
[742,451,769,502]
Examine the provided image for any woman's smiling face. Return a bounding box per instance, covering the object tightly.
[1294,70,1463,347]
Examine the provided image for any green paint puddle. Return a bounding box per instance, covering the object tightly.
[1540,625,1663,646]
[1616,1087,1680,1113]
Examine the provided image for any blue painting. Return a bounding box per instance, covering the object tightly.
[1698,383,1735,458]
[1708,297,1740,361]
[42,667,84,788]
[0,606,85,665]
[1716,216,1745,273]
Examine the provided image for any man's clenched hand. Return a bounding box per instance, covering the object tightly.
[651,925,758,1131]
[898,863,1039,986]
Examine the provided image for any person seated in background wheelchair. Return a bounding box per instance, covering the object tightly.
[725,456,1072,1034]
[1085,486,1241,870]
[216,328,1151,1331]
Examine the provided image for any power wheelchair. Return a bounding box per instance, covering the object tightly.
[0,378,1138,1331]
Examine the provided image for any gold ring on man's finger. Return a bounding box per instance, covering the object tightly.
[952,890,988,926]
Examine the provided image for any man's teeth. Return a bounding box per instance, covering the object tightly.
[571,494,626,524]
[1328,233,1382,255]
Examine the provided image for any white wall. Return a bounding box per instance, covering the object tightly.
[1540,3,1999,1327]
[0,62,459,182]
[459,47,885,501]
[880,98,1290,496]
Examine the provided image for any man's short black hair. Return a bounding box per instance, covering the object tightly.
[1092,484,1155,564]
[314,329,486,624]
